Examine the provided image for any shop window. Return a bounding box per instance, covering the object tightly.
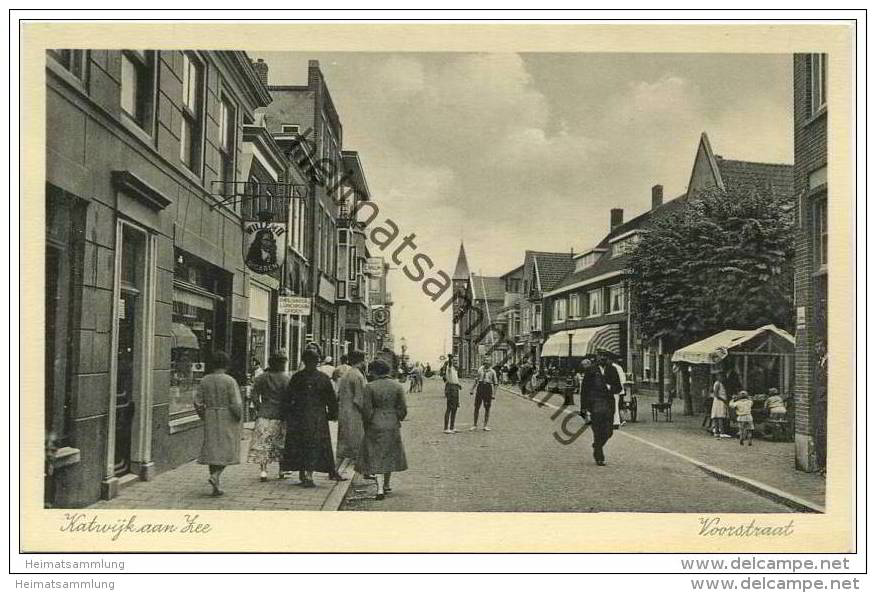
[120,50,155,131]
[170,250,229,418]
[180,51,204,173]
[643,347,652,382]
[44,187,86,451]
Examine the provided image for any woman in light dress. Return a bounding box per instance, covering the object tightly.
[247,351,290,481]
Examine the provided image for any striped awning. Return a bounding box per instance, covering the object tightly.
[541,324,621,358]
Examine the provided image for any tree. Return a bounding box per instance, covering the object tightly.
[628,187,795,353]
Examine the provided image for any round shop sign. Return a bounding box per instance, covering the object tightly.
[372,307,390,327]
[243,220,286,274]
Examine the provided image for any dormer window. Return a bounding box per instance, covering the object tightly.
[574,249,605,272]
[610,231,641,258]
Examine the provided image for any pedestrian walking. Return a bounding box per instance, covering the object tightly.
[730,390,755,446]
[318,356,338,393]
[194,351,243,496]
[710,371,732,438]
[578,356,614,466]
[281,349,346,487]
[441,354,462,433]
[336,351,368,469]
[415,362,425,392]
[356,358,408,500]
[470,359,498,431]
[333,355,352,383]
[518,360,531,395]
[598,349,627,428]
[246,351,290,481]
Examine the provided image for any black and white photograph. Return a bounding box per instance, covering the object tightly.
[19,17,859,561]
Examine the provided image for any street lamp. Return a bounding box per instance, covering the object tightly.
[565,329,576,406]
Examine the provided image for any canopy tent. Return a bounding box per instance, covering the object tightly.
[171,322,200,350]
[671,324,794,365]
[541,324,621,358]
[671,324,795,398]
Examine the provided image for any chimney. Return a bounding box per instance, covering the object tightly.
[651,184,663,210]
[252,58,269,87]
[610,208,624,230]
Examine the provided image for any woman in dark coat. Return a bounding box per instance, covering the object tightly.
[281,348,344,487]
[356,358,408,500]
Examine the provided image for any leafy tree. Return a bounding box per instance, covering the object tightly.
[628,187,795,351]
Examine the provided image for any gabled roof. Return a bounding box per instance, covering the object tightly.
[715,157,794,200]
[548,132,794,297]
[686,132,793,200]
[471,275,505,302]
[523,251,573,293]
[452,243,471,280]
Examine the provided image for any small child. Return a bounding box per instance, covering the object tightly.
[764,388,787,420]
[730,390,755,446]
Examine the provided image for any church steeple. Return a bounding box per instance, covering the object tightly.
[452,242,471,281]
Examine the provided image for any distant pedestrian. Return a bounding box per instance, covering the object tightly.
[578,356,614,466]
[336,351,368,470]
[519,360,533,395]
[470,359,498,431]
[333,355,352,383]
[441,355,462,433]
[318,356,338,392]
[710,372,732,438]
[730,390,754,446]
[281,349,346,487]
[598,349,627,428]
[194,351,243,496]
[247,351,290,481]
[356,358,408,500]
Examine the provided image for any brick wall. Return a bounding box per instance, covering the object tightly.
[792,53,828,472]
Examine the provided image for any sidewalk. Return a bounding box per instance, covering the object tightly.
[500,385,825,512]
[90,423,356,511]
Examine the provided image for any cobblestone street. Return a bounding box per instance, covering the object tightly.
[342,377,798,513]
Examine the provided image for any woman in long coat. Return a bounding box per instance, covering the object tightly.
[281,348,343,487]
[336,351,368,466]
[356,358,408,500]
[194,351,242,496]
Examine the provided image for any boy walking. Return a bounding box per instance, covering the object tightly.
[470,359,499,431]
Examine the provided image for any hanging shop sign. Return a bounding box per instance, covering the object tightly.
[365,257,385,277]
[278,296,312,317]
[243,216,286,274]
[372,306,390,327]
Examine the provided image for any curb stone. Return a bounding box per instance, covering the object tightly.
[321,457,356,511]
[498,385,825,513]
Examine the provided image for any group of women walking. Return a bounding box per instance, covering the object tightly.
[193,346,408,500]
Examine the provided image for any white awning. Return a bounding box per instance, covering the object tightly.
[541,324,621,358]
[671,324,795,365]
[171,322,200,350]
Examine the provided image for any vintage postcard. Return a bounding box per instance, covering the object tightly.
[19,20,857,554]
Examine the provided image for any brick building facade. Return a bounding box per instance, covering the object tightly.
[45,50,272,506]
[792,53,828,473]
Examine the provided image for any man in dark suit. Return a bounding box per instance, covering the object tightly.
[579,356,615,466]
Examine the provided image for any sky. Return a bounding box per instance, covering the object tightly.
[252,52,794,366]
